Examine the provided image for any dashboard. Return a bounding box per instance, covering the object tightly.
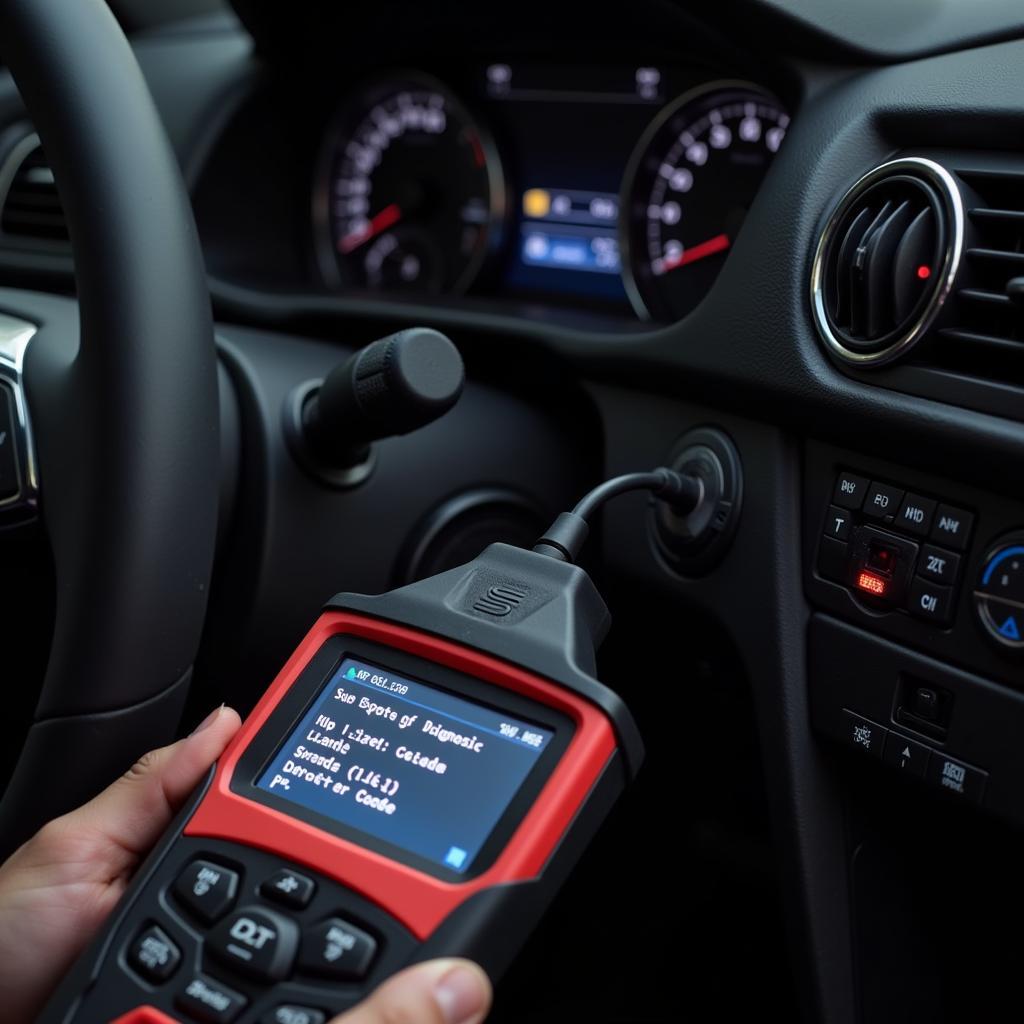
[307,64,788,322]
[184,47,795,329]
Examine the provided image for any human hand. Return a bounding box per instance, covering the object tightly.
[0,704,493,1024]
[0,705,242,1022]
[327,958,491,1024]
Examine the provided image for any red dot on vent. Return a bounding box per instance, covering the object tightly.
[916,265,932,280]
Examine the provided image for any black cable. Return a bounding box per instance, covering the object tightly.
[533,467,704,563]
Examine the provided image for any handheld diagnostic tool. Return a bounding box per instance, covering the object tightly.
[40,468,700,1024]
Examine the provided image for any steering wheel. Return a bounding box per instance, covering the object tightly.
[0,0,218,853]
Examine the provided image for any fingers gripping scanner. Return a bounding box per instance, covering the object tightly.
[40,469,702,1024]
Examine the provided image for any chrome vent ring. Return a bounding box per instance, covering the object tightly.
[811,157,964,367]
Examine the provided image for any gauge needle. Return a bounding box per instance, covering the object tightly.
[338,203,403,255]
[661,233,731,273]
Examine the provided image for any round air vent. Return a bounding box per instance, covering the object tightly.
[811,157,964,366]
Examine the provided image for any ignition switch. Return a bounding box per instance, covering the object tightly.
[650,426,743,576]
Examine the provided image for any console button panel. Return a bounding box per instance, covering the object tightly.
[841,707,986,804]
[816,469,968,628]
[804,442,1024,689]
[808,616,1024,827]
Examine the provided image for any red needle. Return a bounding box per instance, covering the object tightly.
[338,203,402,255]
[660,232,731,273]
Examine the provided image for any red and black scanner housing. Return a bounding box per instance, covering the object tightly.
[40,543,642,1023]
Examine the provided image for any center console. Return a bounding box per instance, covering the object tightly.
[804,441,1024,827]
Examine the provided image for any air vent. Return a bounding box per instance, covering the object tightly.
[0,132,67,244]
[811,158,963,366]
[930,167,1024,383]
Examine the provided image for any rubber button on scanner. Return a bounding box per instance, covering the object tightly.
[298,918,377,981]
[175,974,247,1024]
[262,1007,326,1024]
[127,923,181,983]
[173,859,239,924]
[208,905,299,982]
[261,868,316,910]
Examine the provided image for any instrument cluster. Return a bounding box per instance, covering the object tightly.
[312,64,790,322]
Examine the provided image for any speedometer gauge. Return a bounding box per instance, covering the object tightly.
[620,83,788,320]
[315,74,505,295]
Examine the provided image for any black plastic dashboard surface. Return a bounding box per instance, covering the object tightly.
[183,14,1024,472]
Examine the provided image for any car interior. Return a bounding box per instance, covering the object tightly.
[2,0,1024,1020]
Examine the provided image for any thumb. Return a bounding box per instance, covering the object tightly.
[56,704,242,856]
[331,959,491,1024]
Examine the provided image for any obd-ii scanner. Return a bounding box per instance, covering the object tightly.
[40,468,703,1024]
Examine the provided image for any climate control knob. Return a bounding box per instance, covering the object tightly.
[975,535,1024,652]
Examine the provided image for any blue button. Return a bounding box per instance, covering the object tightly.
[997,614,1020,640]
[443,846,468,870]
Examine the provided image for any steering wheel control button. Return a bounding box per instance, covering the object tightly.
[207,905,299,982]
[127,924,181,983]
[260,868,316,910]
[925,754,988,805]
[824,505,852,542]
[863,482,905,522]
[175,974,247,1024]
[918,545,960,586]
[909,577,953,626]
[975,540,1024,651]
[262,1007,327,1024]
[298,918,377,981]
[895,494,937,536]
[930,504,974,551]
[0,384,19,500]
[882,733,930,779]
[841,711,887,758]
[833,472,869,510]
[173,860,239,925]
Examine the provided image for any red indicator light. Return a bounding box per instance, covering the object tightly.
[916,265,931,280]
[856,571,888,596]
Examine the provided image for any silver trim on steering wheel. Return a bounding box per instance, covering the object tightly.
[0,311,40,525]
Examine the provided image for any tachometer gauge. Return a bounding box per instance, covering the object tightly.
[620,83,788,320]
[315,74,505,295]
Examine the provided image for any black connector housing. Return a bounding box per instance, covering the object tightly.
[330,542,644,778]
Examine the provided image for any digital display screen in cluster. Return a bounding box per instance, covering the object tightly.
[256,657,554,874]
[483,62,668,306]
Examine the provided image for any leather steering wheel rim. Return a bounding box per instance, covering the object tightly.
[0,0,218,852]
